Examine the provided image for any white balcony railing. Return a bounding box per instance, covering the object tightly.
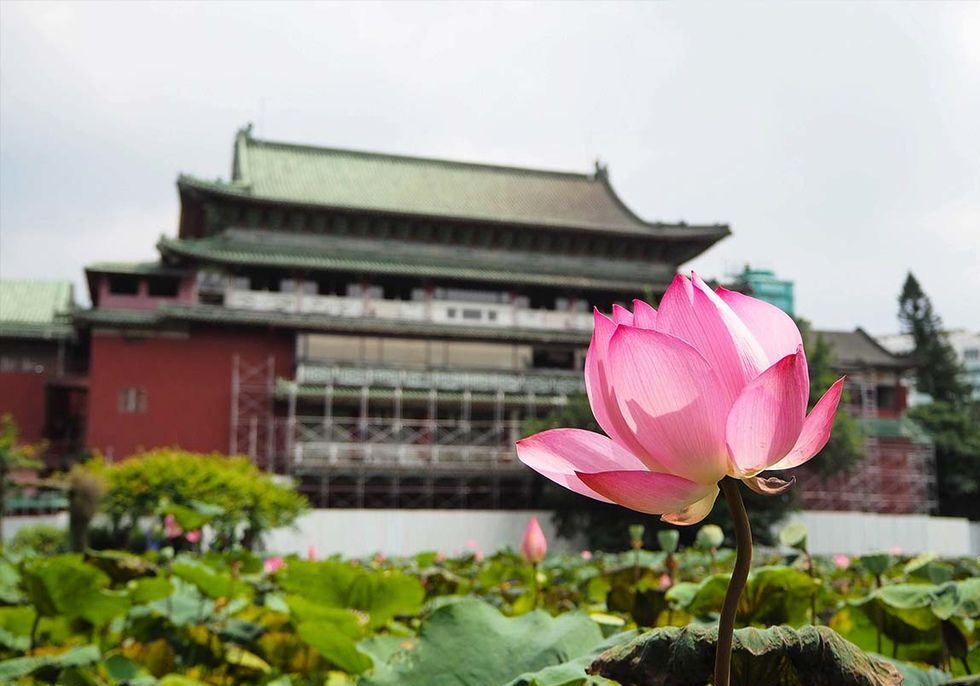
[295,364,585,395]
[223,289,593,332]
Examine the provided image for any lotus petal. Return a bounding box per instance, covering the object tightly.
[716,287,804,367]
[608,326,730,484]
[726,350,808,476]
[576,470,717,516]
[661,488,720,525]
[516,428,648,501]
[632,299,658,329]
[768,377,846,471]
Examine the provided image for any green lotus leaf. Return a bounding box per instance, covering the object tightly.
[588,624,903,686]
[362,598,603,686]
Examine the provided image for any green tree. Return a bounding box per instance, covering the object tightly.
[88,449,308,550]
[898,273,969,405]
[0,415,43,546]
[908,402,980,520]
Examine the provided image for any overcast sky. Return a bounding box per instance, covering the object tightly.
[1,1,977,333]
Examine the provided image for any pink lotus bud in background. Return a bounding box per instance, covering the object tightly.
[263,556,285,575]
[164,514,182,539]
[465,538,478,550]
[307,544,317,561]
[580,550,593,560]
[374,552,386,563]
[889,546,904,556]
[659,573,672,591]
[520,516,548,564]
[833,554,851,570]
[516,274,845,525]
[185,530,201,544]
[474,550,484,563]
[435,552,447,563]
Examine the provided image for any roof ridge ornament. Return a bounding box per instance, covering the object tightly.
[593,159,609,181]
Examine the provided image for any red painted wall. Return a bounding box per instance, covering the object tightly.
[0,372,48,442]
[86,327,293,460]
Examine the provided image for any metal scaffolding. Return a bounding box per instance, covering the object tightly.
[278,375,555,508]
[229,355,278,471]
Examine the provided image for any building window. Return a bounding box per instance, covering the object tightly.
[147,276,179,298]
[108,274,140,295]
[118,387,147,414]
[964,348,979,361]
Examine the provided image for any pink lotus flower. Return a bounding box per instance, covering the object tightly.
[263,556,285,575]
[833,554,851,570]
[659,573,673,591]
[520,516,548,564]
[580,550,593,560]
[307,544,318,561]
[164,514,183,539]
[185,530,201,544]
[516,274,845,525]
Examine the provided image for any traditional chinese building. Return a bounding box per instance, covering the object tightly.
[72,126,730,509]
[0,279,86,469]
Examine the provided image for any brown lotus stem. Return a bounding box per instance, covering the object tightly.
[715,478,753,686]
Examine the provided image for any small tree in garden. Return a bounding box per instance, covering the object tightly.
[88,448,308,550]
[517,276,846,686]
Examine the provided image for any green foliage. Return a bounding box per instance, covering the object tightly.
[3,544,978,684]
[90,448,308,548]
[278,559,424,629]
[7,523,67,556]
[908,402,980,520]
[898,273,970,406]
[361,599,604,686]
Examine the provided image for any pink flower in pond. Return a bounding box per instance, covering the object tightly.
[516,275,845,525]
[889,546,904,556]
[659,573,672,591]
[520,516,548,564]
[474,550,484,563]
[580,550,593,560]
[185,530,201,544]
[164,514,183,539]
[833,554,851,570]
[465,538,479,551]
[435,551,447,563]
[263,556,285,575]
[374,552,386,563]
[307,544,317,561]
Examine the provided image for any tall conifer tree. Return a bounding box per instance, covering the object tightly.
[897,273,968,405]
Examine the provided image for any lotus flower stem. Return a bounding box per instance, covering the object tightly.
[714,478,753,686]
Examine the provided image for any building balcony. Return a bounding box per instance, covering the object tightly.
[224,288,593,333]
[289,416,527,473]
[293,364,585,396]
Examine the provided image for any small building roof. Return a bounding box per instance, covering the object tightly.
[815,328,910,371]
[0,279,75,340]
[178,126,730,240]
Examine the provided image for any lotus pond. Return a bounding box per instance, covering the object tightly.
[1,538,978,685]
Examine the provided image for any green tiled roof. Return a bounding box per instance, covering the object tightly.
[0,279,74,339]
[860,417,932,442]
[159,229,673,291]
[74,303,591,345]
[178,127,730,239]
[85,261,184,276]
[815,329,910,371]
